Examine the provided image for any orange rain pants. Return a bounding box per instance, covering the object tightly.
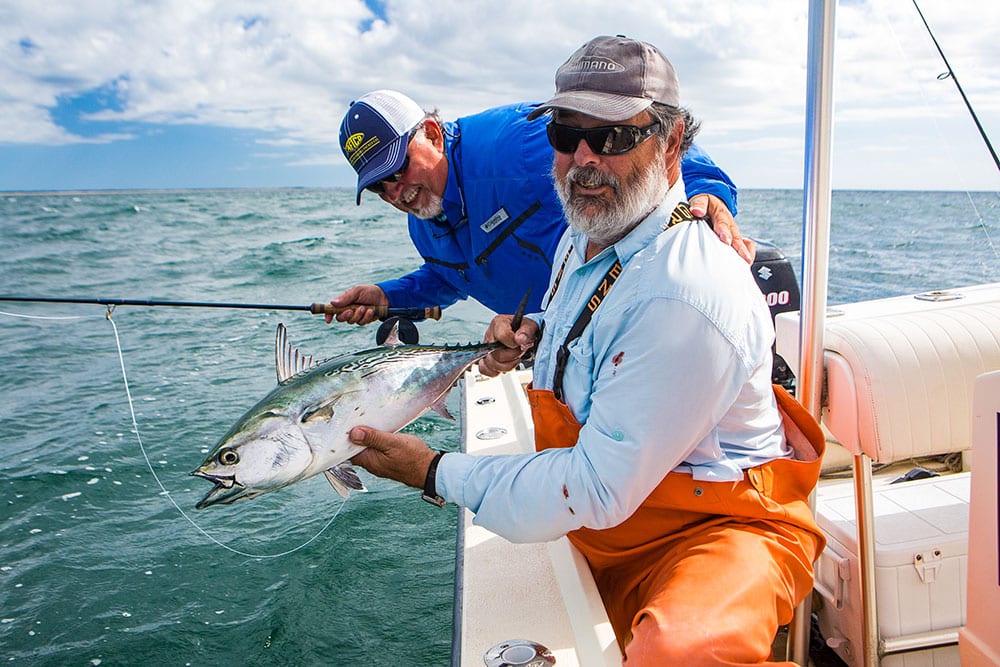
[527,385,826,666]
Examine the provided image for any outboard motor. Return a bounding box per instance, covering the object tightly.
[750,239,800,390]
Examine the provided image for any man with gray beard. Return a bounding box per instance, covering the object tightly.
[330,85,752,328]
[550,106,686,246]
[348,36,825,665]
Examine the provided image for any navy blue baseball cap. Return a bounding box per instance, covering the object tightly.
[339,90,425,204]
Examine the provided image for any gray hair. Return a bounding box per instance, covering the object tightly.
[416,110,444,136]
[647,103,701,156]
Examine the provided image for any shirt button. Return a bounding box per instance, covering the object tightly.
[693,487,704,497]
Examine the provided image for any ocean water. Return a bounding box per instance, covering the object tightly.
[0,187,998,666]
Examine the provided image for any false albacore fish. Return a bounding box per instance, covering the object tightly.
[190,323,498,509]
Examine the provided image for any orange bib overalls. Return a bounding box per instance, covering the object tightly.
[527,384,826,666]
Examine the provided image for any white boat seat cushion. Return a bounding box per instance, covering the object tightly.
[821,290,1000,462]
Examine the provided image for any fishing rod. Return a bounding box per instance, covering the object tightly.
[912,0,1000,175]
[0,296,442,321]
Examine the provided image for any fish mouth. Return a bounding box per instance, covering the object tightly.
[190,469,247,509]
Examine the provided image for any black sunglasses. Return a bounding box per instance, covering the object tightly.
[546,121,661,156]
[366,130,416,194]
[365,154,410,195]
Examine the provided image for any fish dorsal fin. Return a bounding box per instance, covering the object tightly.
[275,323,320,384]
[381,321,403,348]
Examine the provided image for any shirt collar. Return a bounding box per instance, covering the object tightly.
[439,121,465,224]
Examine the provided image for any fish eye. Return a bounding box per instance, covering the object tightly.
[218,448,240,466]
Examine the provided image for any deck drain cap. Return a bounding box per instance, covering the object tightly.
[484,639,555,667]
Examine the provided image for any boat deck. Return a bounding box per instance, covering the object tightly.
[456,368,619,667]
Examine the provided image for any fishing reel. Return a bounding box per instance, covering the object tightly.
[375,316,420,345]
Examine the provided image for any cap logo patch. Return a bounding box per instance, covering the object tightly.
[344,132,365,153]
[346,134,380,166]
[570,57,625,73]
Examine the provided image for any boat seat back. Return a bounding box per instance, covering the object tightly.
[776,283,1000,463]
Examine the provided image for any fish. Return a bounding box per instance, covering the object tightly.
[190,323,498,508]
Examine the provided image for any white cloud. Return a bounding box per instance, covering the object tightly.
[1,0,998,190]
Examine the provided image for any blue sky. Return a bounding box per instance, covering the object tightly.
[2,0,999,192]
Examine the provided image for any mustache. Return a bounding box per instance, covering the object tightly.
[566,165,619,192]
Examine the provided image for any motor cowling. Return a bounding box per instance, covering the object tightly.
[750,239,800,390]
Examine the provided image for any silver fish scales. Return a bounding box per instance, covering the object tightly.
[191,323,497,508]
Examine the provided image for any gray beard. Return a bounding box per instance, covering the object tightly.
[553,156,671,247]
[412,191,444,220]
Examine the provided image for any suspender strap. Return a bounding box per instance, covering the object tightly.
[550,201,695,402]
[546,247,574,307]
[553,259,622,401]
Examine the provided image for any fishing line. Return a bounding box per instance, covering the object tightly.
[0,309,90,320]
[104,309,347,559]
[0,306,346,558]
[874,0,1000,266]
[911,0,1000,176]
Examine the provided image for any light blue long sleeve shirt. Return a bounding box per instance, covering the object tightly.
[437,180,789,544]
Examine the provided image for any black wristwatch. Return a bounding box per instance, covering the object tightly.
[422,450,447,508]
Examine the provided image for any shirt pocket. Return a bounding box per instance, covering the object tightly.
[566,335,595,374]
[562,335,596,412]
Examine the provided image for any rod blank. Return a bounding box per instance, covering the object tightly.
[0,296,442,321]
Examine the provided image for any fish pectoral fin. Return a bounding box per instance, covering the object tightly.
[301,390,362,424]
[302,404,335,423]
[324,463,367,498]
[430,395,455,421]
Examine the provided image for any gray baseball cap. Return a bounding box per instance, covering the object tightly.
[527,35,680,122]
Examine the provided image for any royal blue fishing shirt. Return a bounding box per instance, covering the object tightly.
[376,102,738,314]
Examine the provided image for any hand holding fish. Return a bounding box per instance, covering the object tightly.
[324,284,389,325]
[478,314,539,378]
[348,426,436,490]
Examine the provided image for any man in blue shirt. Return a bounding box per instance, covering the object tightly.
[329,89,752,325]
[346,36,825,665]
